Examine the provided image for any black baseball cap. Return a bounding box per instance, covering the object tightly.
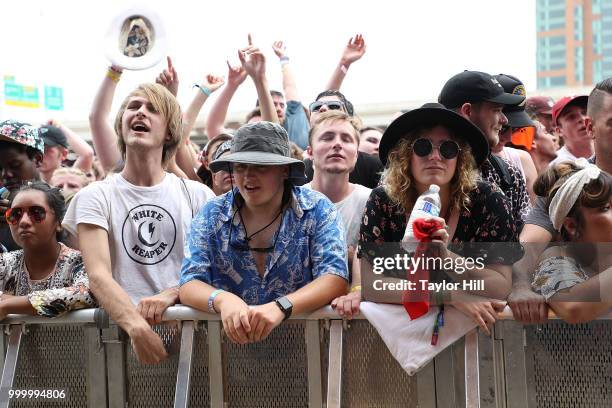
[40,125,68,148]
[439,71,525,109]
[494,74,535,128]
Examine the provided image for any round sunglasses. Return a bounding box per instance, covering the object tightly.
[412,138,461,160]
[5,206,47,225]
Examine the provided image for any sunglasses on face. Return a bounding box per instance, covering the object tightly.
[309,100,345,112]
[5,206,47,225]
[412,138,461,160]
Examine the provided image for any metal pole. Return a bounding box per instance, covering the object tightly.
[305,320,322,408]
[464,329,481,408]
[0,325,23,408]
[326,320,343,408]
[173,321,195,408]
[207,321,224,407]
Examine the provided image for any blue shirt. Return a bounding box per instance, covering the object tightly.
[283,100,310,150]
[180,186,348,305]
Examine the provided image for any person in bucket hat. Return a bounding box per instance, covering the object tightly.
[180,121,349,345]
[209,121,306,185]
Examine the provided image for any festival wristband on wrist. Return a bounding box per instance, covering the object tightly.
[340,64,348,74]
[279,56,290,66]
[350,285,362,293]
[193,83,212,97]
[208,289,225,313]
[106,68,122,83]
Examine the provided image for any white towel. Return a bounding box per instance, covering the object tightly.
[359,302,477,375]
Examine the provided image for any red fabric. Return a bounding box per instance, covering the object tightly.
[402,218,445,320]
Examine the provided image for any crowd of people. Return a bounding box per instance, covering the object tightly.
[0,33,611,365]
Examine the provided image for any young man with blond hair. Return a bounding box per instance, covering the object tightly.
[63,83,215,364]
[306,110,371,258]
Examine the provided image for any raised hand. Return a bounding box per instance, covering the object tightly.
[202,74,225,93]
[226,60,247,88]
[271,41,287,59]
[155,56,179,96]
[238,34,266,80]
[340,34,366,67]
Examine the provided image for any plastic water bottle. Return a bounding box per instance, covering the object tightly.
[401,185,441,252]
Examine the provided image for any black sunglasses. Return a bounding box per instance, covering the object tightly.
[309,100,345,112]
[412,138,461,160]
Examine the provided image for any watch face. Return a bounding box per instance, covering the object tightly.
[277,297,292,311]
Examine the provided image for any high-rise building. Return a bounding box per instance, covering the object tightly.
[537,0,612,89]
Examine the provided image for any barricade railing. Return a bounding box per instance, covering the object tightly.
[0,306,610,407]
[0,306,458,407]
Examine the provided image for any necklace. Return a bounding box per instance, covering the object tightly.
[233,207,284,253]
[230,189,290,253]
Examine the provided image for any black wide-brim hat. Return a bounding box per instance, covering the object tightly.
[210,121,306,185]
[378,103,490,167]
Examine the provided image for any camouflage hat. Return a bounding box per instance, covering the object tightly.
[0,119,44,154]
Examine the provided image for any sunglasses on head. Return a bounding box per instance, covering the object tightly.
[309,100,345,112]
[412,138,461,160]
[5,206,47,225]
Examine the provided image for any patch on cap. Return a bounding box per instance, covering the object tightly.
[513,85,527,107]
[512,85,526,96]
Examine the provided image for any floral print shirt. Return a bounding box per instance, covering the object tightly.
[480,157,531,231]
[358,182,523,265]
[532,255,589,300]
[180,187,349,305]
[0,243,96,317]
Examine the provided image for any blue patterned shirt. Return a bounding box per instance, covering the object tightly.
[179,186,348,305]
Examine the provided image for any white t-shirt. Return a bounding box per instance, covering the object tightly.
[548,146,577,167]
[63,172,215,303]
[304,183,371,249]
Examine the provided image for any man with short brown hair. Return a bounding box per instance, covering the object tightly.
[306,110,371,257]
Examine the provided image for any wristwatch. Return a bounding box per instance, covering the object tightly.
[274,296,293,321]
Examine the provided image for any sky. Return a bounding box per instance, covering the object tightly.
[0,0,536,123]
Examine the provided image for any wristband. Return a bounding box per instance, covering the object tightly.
[208,289,225,313]
[340,64,348,74]
[193,83,212,97]
[279,56,290,66]
[350,285,362,293]
[106,68,122,83]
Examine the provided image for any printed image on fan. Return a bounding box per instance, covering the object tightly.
[120,17,153,58]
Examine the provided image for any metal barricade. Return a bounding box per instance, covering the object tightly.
[0,306,489,408]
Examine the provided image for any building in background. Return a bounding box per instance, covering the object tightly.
[537,0,612,89]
